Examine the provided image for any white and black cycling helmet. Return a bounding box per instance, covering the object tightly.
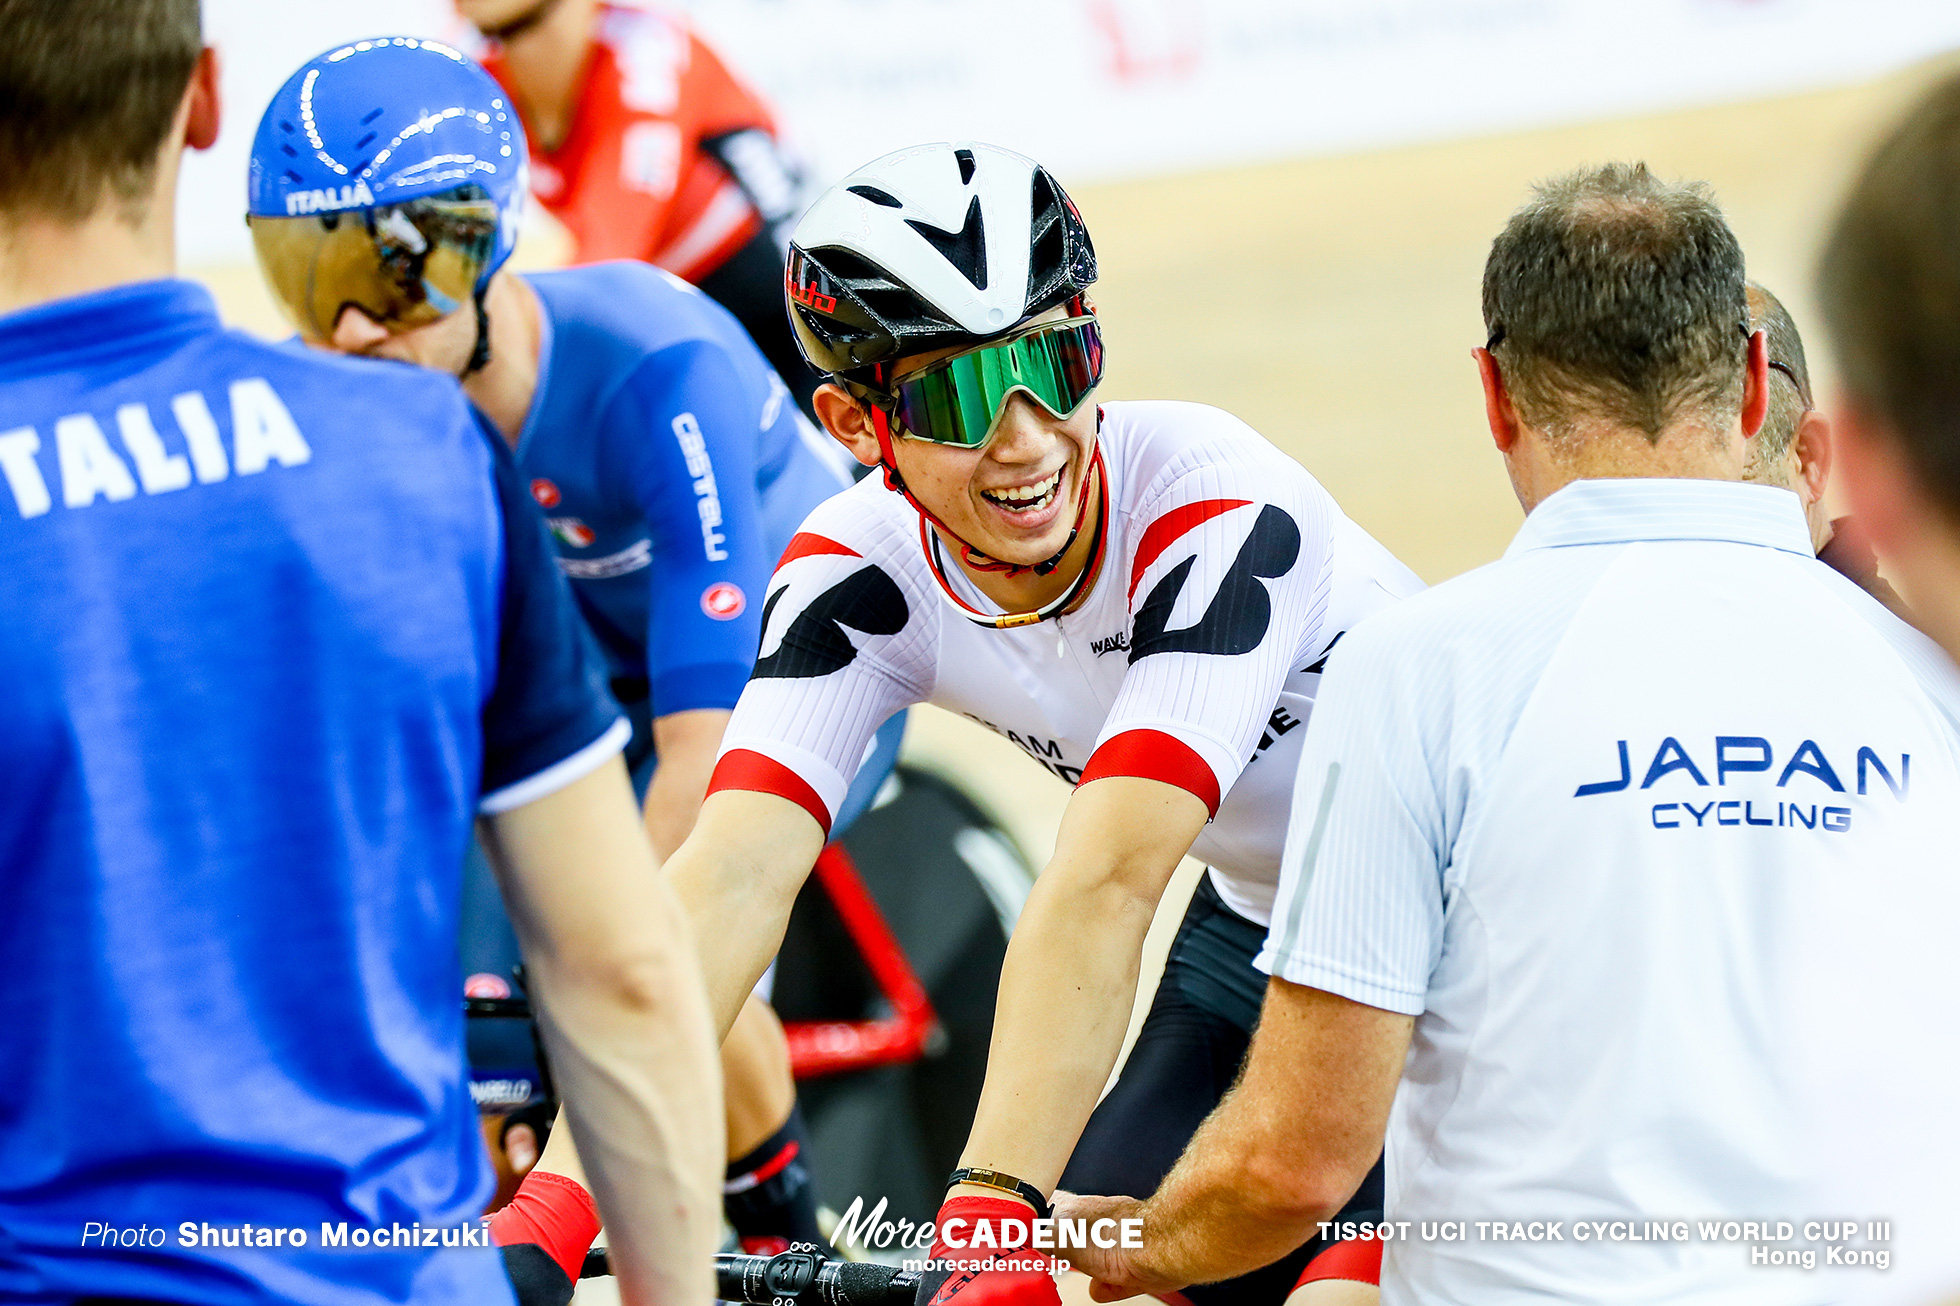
[785,141,1097,379]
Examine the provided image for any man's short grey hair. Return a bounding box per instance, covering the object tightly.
[1746,282,1812,469]
[1483,162,1750,442]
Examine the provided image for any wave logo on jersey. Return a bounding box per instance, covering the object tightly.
[753,532,907,679]
[530,478,562,509]
[701,581,747,620]
[1128,501,1300,663]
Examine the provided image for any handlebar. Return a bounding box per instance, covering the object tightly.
[578,1248,920,1306]
[717,1250,920,1306]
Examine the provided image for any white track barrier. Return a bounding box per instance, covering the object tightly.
[181,0,1960,265]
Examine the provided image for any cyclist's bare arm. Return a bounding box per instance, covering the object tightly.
[482,755,723,1306]
[643,709,803,1155]
[641,709,801,1154]
[952,775,1209,1199]
[664,789,828,1036]
[644,707,734,861]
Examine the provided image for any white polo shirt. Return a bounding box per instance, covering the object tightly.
[1257,478,1960,1305]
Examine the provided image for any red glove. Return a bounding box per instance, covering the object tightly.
[918,1195,1061,1306]
[490,1170,601,1306]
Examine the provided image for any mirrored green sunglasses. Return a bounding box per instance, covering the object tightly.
[862,316,1105,448]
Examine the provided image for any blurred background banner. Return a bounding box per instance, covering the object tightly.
[683,0,1960,180]
[181,0,1960,266]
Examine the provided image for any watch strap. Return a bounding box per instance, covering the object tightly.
[945,1167,1052,1222]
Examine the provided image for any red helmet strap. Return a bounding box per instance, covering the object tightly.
[870,403,907,496]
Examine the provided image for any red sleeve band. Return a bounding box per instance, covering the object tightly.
[1079,728,1221,817]
[489,1169,602,1283]
[708,748,833,837]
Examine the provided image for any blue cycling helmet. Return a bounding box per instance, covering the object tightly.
[247,37,527,356]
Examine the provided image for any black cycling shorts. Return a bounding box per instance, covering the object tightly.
[1059,875,1385,1305]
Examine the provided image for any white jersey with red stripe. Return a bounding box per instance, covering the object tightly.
[711,400,1424,925]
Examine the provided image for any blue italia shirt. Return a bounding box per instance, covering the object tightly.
[0,280,622,1305]
[515,262,853,714]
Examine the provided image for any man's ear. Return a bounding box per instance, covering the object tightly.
[1473,347,1522,453]
[1793,409,1834,511]
[812,383,883,469]
[1830,397,1916,562]
[1739,330,1769,441]
[185,47,221,152]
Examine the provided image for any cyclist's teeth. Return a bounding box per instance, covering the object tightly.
[986,471,1060,509]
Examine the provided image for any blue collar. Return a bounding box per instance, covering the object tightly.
[1505,478,1815,559]
[0,279,222,381]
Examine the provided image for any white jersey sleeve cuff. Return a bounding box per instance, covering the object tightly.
[478,716,631,815]
[1253,947,1428,1017]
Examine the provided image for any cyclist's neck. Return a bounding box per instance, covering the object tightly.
[462,272,545,449]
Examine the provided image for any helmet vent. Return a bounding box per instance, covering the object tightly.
[906,196,988,291]
[811,247,890,286]
[361,107,385,125]
[1025,169,1091,306]
[954,148,977,185]
[848,185,902,208]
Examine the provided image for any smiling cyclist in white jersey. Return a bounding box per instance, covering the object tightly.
[651,142,1425,1306]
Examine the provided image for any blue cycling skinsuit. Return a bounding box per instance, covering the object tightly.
[499,259,901,816]
[460,259,897,1021]
[0,279,625,1306]
[514,261,845,724]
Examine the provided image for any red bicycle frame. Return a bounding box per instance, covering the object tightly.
[781,842,940,1079]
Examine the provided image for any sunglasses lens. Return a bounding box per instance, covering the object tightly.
[893,356,999,448]
[248,184,499,341]
[891,319,1104,447]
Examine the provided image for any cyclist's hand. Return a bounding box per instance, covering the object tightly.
[917,1196,1060,1306]
[1050,1192,1167,1303]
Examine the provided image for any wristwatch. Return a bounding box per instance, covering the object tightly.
[945,1167,1053,1222]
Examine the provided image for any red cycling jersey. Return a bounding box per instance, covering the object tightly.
[481,4,777,282]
